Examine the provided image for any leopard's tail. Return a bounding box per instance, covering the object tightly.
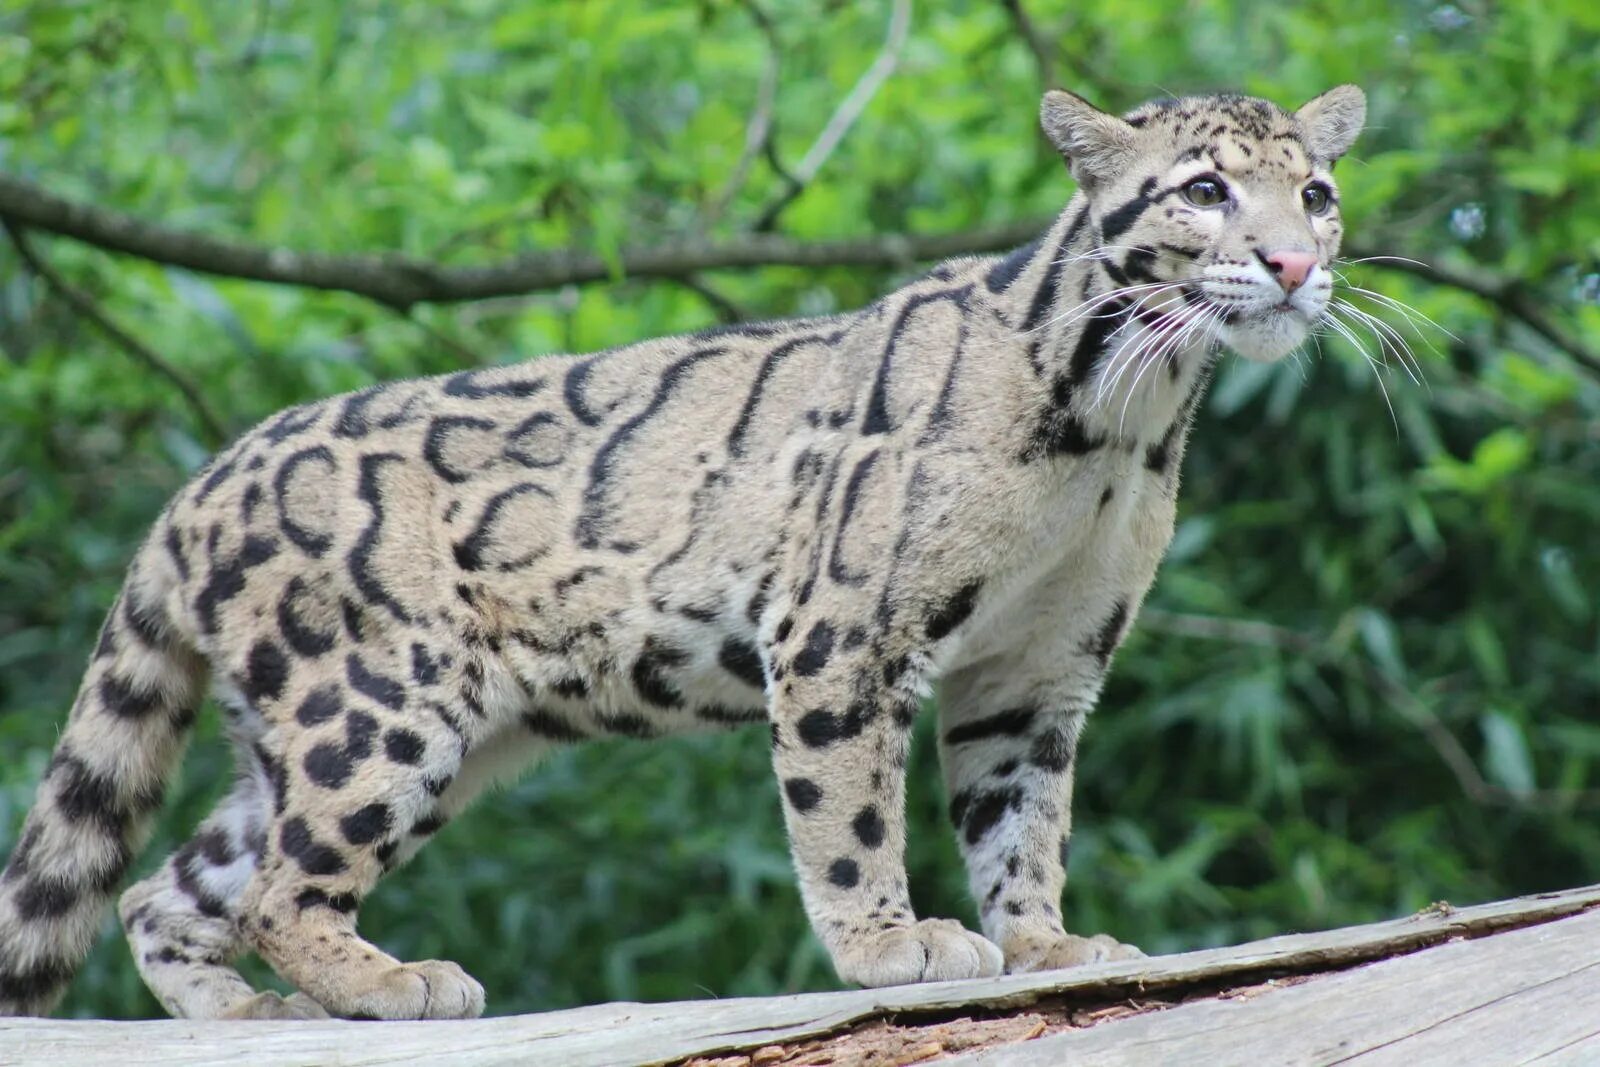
[0,531,205,1016]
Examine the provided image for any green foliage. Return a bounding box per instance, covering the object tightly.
[1,0,1597,1020]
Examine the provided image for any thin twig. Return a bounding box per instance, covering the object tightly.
[998,0,1054,88]
[752,0,912,231]
[702,0,781,227]
[1,218,227,446]
[397,306,487,365]
[1139,609,1600,812]
[671,275,745,324]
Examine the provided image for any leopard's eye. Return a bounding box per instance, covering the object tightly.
[1302,181,1333,215]
[1181,176,1228,208]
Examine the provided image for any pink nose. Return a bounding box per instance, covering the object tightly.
[1262,250,1318,294]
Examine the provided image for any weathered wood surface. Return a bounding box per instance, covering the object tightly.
[958,903,1600,1066]
[2,883,1597,1067]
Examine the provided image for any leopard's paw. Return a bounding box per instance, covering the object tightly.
[323,960,486,1021]
[834,918,1004,987]
[1004,931,1145,973]
[219,990,331,1020]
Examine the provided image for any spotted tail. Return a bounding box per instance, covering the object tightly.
[0,537,204,1016]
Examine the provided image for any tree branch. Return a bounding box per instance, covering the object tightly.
[1,218,227,445]
[2,169,1591,382]
[702,0,782,228]
[752,0,912,231]
[998,0,1055,88]
[0,171,1037,310]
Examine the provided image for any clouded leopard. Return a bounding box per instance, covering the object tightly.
[0,84,1366,1020]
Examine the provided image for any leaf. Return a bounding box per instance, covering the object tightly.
[1480,711,1536,797]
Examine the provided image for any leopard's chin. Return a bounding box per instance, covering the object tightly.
[1217,308,1315,363]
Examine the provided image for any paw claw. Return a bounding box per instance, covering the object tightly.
[835,918,1004,987]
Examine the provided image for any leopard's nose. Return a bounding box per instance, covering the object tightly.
[1257,249,1319,294]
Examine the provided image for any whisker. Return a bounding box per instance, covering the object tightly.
[1319,311,1399,435]
[1334,300,1426,389]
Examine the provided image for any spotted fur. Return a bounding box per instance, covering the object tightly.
[0,84,1365,1019]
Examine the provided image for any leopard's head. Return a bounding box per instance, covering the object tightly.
[1042,85,1366,362]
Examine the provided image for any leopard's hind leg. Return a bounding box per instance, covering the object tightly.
[119,703,326,1019]
[236,642,489,1020]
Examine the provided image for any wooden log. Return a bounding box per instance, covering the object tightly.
[2,883,1597,1067]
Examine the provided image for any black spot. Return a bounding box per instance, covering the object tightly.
[120,595,169,649]
[303,744,356,789]
[242,640,289,704]
[164,525,191,581]
[552,674,588,699]
[0,958,74,1005]
[411,643,442,686]
[1030,409,1106,460]
[631,637,688,709]
[597,712,656,738]
[192,455,238,504]
[792,621,836,677]
[15,877,78,920]
[384,728,425,765]
[340,597,366,641]
[453,482,553,572]
[276,578,336,658]
[196,534,278,634]
[1005,901,1024,917]
[348,452,413,623]
[347,653,405,711]
[410,811,447,837]
[943,707,1036,746]
[522,707,585,742]
[442,368,544,400]
[577,346,727,549]
[796,705,868,748]
[422,414,498,485]
[273,445,337,558]
[827,858,861,889]
[1098,485,1115,512]
[295,888,358,913]
[718,638,766,690]
[1030,724,1077,772]
[1087,599,1131,667]
[279,817,346,876]
[926,580,982,641]
[727,332,842,458]
[97,674,159,719]
[950,785,1023,845]
[338,803,393,846]
[852,806,885,848]
[985,237,1043,293]
[294,685,342,727]
[1059,836,1072,870]
[774,616,793,642]
[302,710,378,789]
[51,752,159,837]
[784,777,823,812]
[695,704,765,726]
[861,289,970,436]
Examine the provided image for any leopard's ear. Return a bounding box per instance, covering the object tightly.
[1040,90,1137,188]
[1295,84,1366,164]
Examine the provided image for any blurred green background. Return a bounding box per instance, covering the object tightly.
[1,0,1597,1020]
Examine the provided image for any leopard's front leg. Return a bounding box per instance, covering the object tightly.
[768,620,1002,987]
[938,619,1145,974]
